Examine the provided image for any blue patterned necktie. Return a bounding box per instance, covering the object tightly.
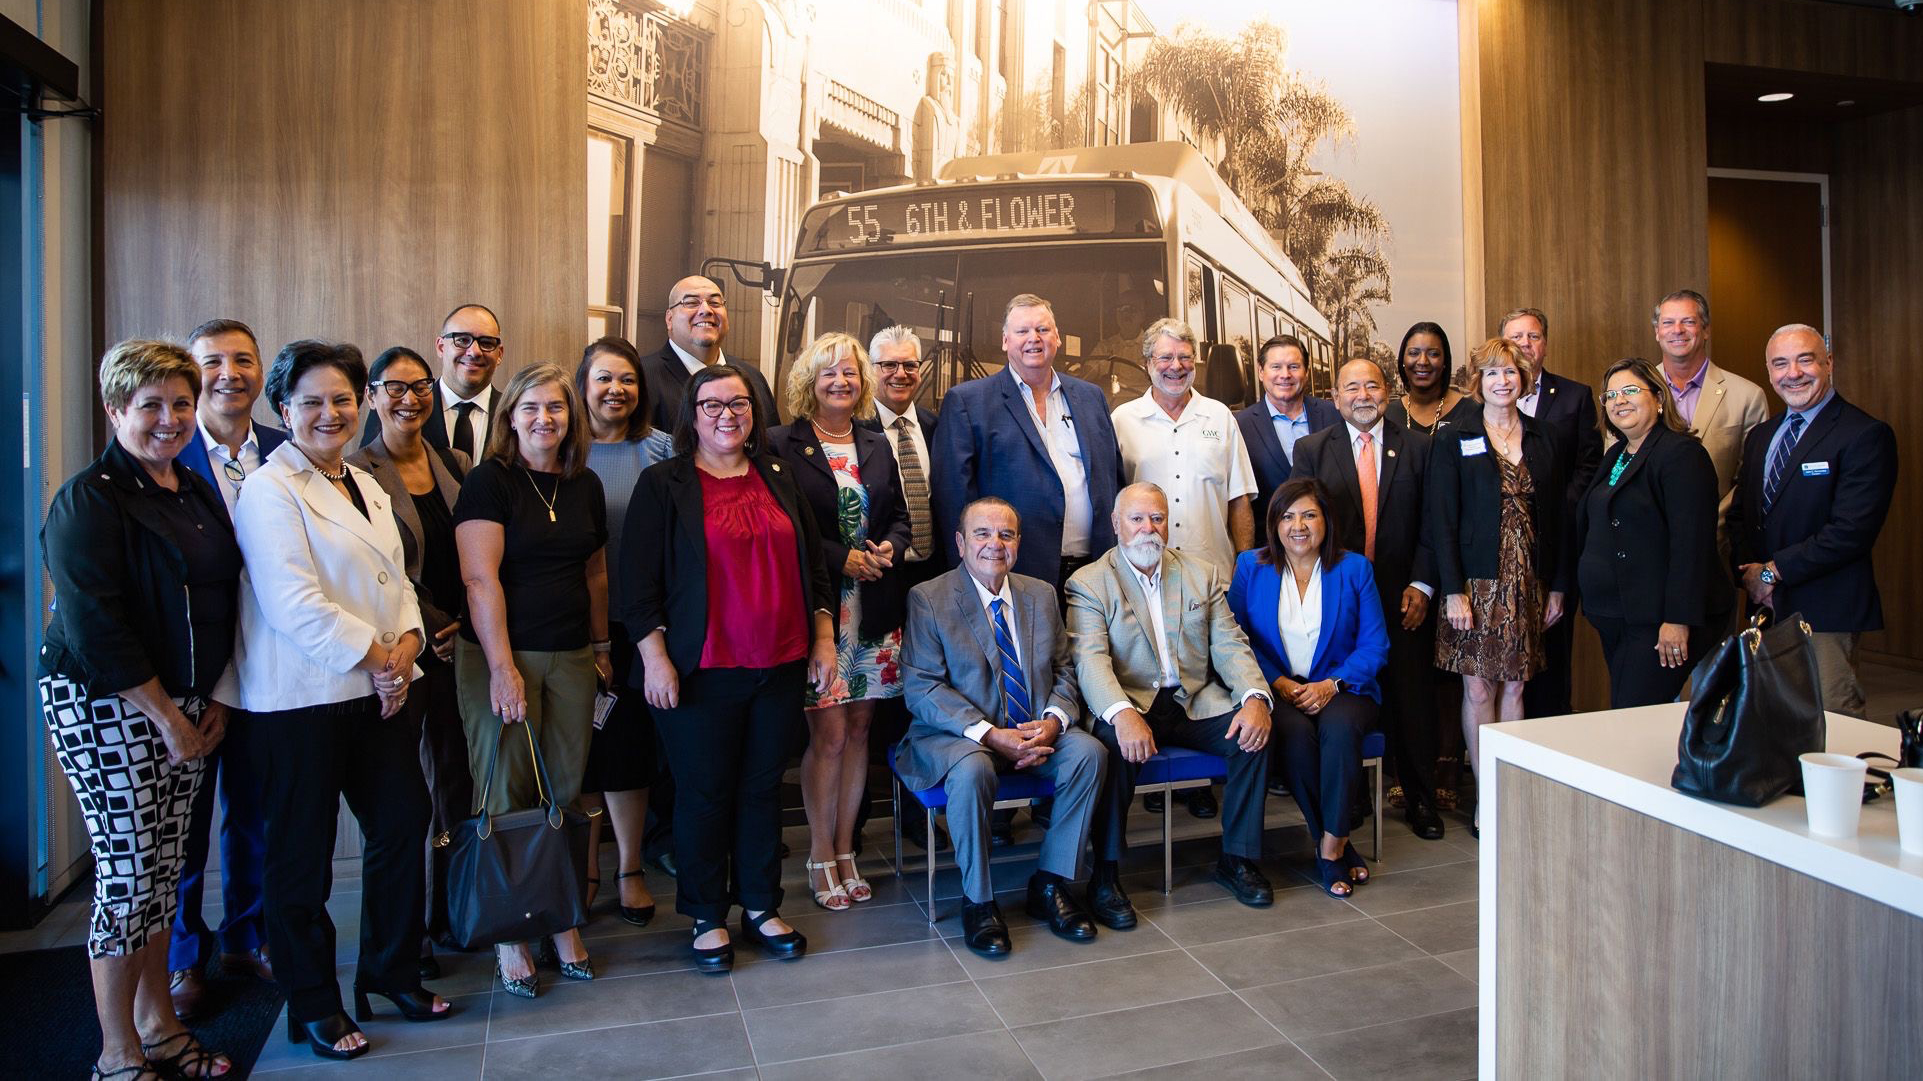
[989,598,1032,727]
[1762,412,1805,515]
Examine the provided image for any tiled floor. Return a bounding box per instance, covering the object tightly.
[232,795,1482,1081]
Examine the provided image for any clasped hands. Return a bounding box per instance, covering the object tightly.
[842,540,896,582]
[364,630,423,719]
[1110,696,1270,765]
[985,716,1062,770]
[1443,590,1564,631]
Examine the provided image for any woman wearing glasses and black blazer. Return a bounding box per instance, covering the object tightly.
[623,364,836,973]
[347,346,471,975]
[1576,357,1729,707]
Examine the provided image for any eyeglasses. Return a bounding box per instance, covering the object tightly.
[1601,386,1648,402]
[370,378,436,400]
[441,332,503,352]
[695,396,754,418]
[221,459,248,488]
[875,360,922,375]
[671,295,727,312]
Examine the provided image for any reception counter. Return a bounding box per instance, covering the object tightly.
[1478,705,1922,1078]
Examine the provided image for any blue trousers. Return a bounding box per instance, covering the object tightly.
[169,711,268,972]
[1274,692,1377,841]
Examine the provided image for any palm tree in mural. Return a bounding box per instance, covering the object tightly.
[1316,245,1392,364]
[1136,19,1392,322]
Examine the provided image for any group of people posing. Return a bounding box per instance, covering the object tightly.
[44,277,1895,1079]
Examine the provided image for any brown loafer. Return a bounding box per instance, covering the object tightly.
[170,967,208,1022]
[220,946,274,982]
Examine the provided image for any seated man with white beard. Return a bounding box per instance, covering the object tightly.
[1066,484,1276,926]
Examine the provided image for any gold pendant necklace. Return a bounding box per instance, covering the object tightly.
[524,468,558,522]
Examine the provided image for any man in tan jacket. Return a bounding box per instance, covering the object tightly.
[1652,289,1769,556]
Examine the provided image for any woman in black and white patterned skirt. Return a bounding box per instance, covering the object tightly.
[40,339,238,1081]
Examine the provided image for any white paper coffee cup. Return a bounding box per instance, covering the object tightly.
[1890,767,1923,856]
[1799,753,1868,838]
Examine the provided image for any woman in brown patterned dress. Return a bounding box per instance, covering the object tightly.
[1428,338,1568,833]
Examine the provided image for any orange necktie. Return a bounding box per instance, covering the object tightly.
[1356,432,1378,561]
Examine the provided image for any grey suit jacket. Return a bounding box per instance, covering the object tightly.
[897,568,1080,792]
[1066,546,1268,722]
[346,438,469,633]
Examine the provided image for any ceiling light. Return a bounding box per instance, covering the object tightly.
[1757,92,1795,103]
[1837,100,1855,107]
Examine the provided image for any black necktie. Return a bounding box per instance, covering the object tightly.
[451,401,477,458]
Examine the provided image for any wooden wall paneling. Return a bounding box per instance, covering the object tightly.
[1832,105,1923,666]
[1496,764,1923,1076]
[102,0,585,384]
[1703,0,1923,85]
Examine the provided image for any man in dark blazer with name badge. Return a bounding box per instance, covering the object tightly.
[1728,324,1897,718]
[931,294,1124,591]
[639,274,780,436]
[1501,308,1600,718]
[360,303,505,460]
[1237,335,1341,532]
[897,499,1107,957]
[1291,357,1445,840]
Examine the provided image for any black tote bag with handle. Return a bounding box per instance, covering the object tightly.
[445,722,594,949]
[1671,611,1826,807]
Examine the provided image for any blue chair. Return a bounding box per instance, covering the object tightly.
[889,744,1055,925]
[1361,730,1385,861]
[1131,748,1228,893]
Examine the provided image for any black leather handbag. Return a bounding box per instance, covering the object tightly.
[1671,611,1826,807]
[444,722,593,949]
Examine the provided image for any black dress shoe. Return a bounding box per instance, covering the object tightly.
[1025,875,1097,941]
[1406,800,1446,840]
[1143,791,1166,813]
[646,851,680,878]
[1085,873,1138,931]
[961,900,1011,957]
[739,910,807,961]
[1266,781,1292,798]
[690,920,734,974]
[989,821,1015,847]
[1212,856,1275,907]
[1185,787,1219,820]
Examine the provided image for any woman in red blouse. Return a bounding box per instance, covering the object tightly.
[623,365,836,973]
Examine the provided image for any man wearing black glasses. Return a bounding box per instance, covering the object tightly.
[640,274,779,435]
[361,302,505,459]
[169,317,286,1021]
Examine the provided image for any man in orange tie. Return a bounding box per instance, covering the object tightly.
[1290,358,1445,840]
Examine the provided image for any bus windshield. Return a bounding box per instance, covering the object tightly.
[778,242,1169,411]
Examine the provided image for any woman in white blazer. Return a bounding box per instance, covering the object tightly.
[215,340,449,1061]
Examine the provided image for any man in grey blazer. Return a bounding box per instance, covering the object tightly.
[899,499,1108,957]
[1068,484,1275,926]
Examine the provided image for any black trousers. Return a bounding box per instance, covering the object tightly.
[652,662,804,922]
[1381,610,1440,811]
[1588,614,1724,708]
[1091,687,1268,861]
[1273,692,1378,841]
[414,663,472,943]
[251,696,430,1021]
[1524,605,1576,718]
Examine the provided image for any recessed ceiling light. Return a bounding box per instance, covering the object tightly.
[1758,92,1795,103]
[1837,100,1855,107]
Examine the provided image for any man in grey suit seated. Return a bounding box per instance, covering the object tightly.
[899,498,1109,957]
[1068,483,1275,926]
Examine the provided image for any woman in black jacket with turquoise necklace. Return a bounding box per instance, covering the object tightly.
[1577,357,1729,707]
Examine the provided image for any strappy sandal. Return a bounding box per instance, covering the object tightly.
[140,1031,231,1077]
[836,852,874,903]
[617,868,655,926]
[806,858,851,911]
[691,919,733,974]
[91,1062,163,1081]
[1340,844,1371,886]
[1314,856,1353,898]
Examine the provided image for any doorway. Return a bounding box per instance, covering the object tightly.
[1706,169,1829,389]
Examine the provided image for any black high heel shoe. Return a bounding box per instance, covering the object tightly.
[618,868,655,927]
[354,984,453,1022]
[739,909,807,961]
[691,919,734,974]
[286,1011,370,1060]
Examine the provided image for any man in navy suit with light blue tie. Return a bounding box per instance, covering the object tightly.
[1236,335,1342,531]
[930,294,1125,593]
[168,318,286,1019]
[1728,324,1897,718]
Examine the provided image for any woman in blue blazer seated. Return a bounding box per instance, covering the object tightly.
[1230,478,1390,899]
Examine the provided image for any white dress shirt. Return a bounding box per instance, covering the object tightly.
[875,400,932,562]
[1276,560,1323,679]
[198,418,262,515]
[962,572,1070,743]
[669,340,727,376]
[1010,367,1092,558]
[1112,391,1257,576]
[440,376,492,461]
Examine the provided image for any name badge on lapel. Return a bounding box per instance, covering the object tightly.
[1462,437,1488,457]
[1801,461,1830,476]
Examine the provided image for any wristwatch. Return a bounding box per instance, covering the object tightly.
[1331,678,1347,694]
[1759,565,1779,586]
